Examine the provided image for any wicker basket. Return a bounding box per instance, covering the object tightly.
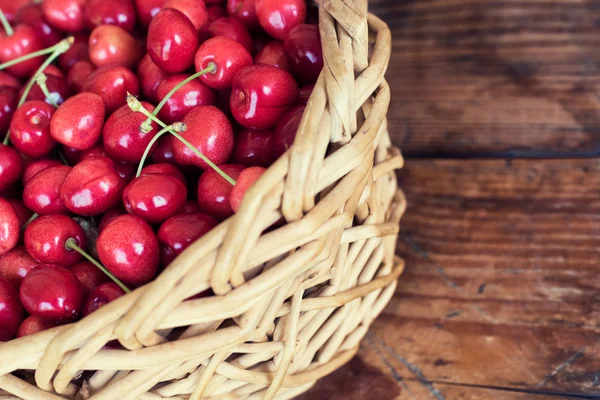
[0,1,405,398]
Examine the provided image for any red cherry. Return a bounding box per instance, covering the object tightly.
[83,0,137,32]
[0,247,38,288]
[42,0,86,32]
[22,158,62,184]
[89,25,142,69]
[69,261,109,295]
[232,129,275,167]
[180,200,199,213]
[0,199,20,256]
[0,145,23,192]
[123,174,187,223]
[206,5,227,23]
[98,208,126,232]
[155,74,216,124]
[197,164,244,220]
[134,0,168,28]
[147,8,198,73]
[230,166,265,212]
[16,3,63,47]
[0,24,44,78]
[82,282,125,316]
[17,315,56,337]
[9,100,56,158]
[43,64,65,79]
[0,277,23,340]
[20,264,84,320]
[102,102,158,163]
[137,53,168,103]
[79,144,107,159]
[62,145,82,165]
[67,60,95,92]
[50,92,105,151]
[173,105,234,169]
[164,0,208,31]
[299,84,313,104]
[0,0,34,23]
[0,86,18,134]
[207,17,253,53]
[97,214,159,285]
[230,64,299,129]
[82,66,140,114]
[79,147,136,184]
[283,24,323,84]
[22,73,71,106]
[141,163,187,186]
[194,36,252,90]
[60,157,127,216]
[254,41,290,72]
[22,165,71,215]
[158,212,218,267]
[151,134,176,164]
[6,199,33,225]
[274,104,304,157]
[255,0,306,41]
[227,0,259,31]
[24,214,87,266]
[58,33,90,70]
[0,71,20,88]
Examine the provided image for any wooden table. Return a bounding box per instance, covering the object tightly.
[302,1,600,398]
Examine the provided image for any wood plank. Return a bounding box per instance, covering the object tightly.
[368,0,600,156]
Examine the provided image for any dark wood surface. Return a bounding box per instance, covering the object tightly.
[302,1,600,398]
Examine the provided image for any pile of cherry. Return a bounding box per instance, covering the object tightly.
[0,0,322,342]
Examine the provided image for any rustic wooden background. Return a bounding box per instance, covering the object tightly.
[302,0,600,399]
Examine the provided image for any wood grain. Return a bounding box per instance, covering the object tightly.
[369,0,600,156]
[302,159,600,399]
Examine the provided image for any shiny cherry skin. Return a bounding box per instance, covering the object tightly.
[274,104,304,157]
[78,146,137,182]
[60,157,126,216]
[227,0,259,31]
[0,71,20,89]
[135,0,167,28]
[0,247,39,288]
[22,165,71,215]
[82,66,140,114]
[84,0,137,32]
[42,0,86,32]
[137,53,168,103]
[123,174,187,223]
[254,41,290,71]
[230,64,299,129]
[194,36,252,90]
[174,106,234,169]
[197,164,244,220]
[147,8,198,74]
[10,101,56,158]
[58,33,90,70]
[43,64,65,79]
[0,277,23,340]
[22,158,62,184]
[17,315,55,337]
[180,200,199,213]
[98,208,126,231]
[0,24,44,78]
[299,84,313,104]
[16,3,62,47]
[155,74,216,124]
[158,212,218,267]
[97,214,159,285]
[82,282,125,316]
[0,86,18,134]
[141,163,187,186]
[232,129,275,167]
[255,0,306,41]
[0,0,34,23]
[50,92,105,151]
[67,60,95,92]
[0,199,20,256]
[70,261,109,295]
[23,73,70,106]
[103,102,158,163]
[207,17,253,53]
[20,264,84,320]
[151,134,176,164]
[284,24,323,84]
[7,199,33,225]
[206,5,227,23]
[24,214,87,266]
[0,145,23,192]
[89,25,142,68]
[230,166,266,212]
[164,0,208,31]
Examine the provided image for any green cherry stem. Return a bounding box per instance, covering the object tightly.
[0,36,72,71]
[127,94,237,186]
[35,73,58,108]
[136,123,186,178]
[0,9,13,36]
[21,213,38,231]
[65,238,131,294]
[140,63,217,133]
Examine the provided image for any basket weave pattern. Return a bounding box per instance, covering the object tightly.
[0,1,405,398]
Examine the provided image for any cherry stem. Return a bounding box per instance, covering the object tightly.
[21,213,38,230]
[136,123,186,178]
[140,63,217,133]
[126,94,237,186]
[0,9,13,36]
[65,238,131,294]
[35,73,58,108]
[0,38,71,71]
